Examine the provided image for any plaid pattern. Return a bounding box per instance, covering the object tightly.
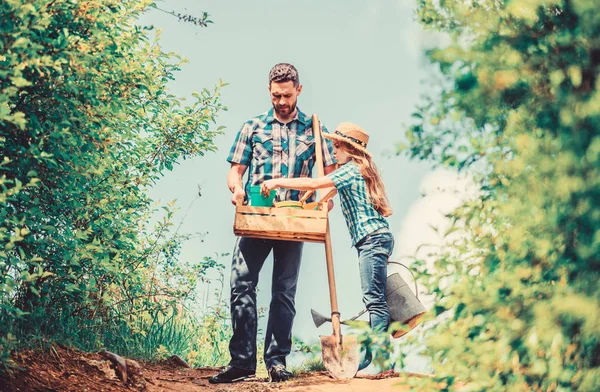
[227,108,336,202]
[327,161,389,246]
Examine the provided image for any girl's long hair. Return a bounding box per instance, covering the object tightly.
[340,143,393,217]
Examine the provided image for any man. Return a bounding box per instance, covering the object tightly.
[209,63,336,384]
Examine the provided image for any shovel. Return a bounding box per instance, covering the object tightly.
[311,114,360,379]
[319,225,360,379]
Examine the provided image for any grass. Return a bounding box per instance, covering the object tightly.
[0,304,233,371]
[289,357,326,376]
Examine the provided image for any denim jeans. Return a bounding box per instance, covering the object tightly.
[355,229,395,332]
[228,236,303,371]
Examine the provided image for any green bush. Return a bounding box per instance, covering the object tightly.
[0,0,226,366]
[403,0,600,390]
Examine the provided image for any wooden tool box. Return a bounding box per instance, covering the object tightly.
[233,114,333,243]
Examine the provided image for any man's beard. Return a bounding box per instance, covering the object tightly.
[273,100,297,117]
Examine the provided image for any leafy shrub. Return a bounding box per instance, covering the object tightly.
[0,0,226,367]
[403,0,600,390]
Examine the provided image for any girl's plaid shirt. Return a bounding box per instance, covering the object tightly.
[327,161,389,246]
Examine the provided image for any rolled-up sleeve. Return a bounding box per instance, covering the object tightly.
[227,123,253,166]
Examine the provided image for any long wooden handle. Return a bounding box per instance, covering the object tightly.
[325,226,342,342]
[313,114,325,178]
[298,116,326,206]
[314,115,341,340]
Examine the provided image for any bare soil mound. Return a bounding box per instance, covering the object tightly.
[0,346,423,391]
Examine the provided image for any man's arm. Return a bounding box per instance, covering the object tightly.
[228,163,248,206]
[226,122,252,206]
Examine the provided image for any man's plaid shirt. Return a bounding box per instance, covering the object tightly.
[227,108,336,202]
[327,161,389,246]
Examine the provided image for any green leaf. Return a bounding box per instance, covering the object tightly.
[11,77,32,87]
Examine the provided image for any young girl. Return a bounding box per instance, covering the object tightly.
[261,122,394,370]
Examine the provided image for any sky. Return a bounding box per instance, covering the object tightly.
[140,0,459,372]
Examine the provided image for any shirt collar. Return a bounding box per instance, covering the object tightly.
[266,107,308,125]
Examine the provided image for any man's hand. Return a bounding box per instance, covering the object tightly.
[261,179,279,196]
[327,199,334,211]
[231,186,245,206]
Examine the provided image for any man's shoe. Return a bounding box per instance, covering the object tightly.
[208,366,255,384]
[268,364,293,382]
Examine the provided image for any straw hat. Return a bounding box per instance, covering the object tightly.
[323,122,371,157]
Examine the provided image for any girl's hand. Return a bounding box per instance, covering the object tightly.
[261,179,279,196]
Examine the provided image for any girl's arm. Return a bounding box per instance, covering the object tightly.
[261,176,335,194]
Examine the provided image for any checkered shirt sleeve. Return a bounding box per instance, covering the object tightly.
[227,123,253,166]
[327,162,359,190]
[321,125,336,167]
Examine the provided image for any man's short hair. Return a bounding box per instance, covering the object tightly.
[269,63,300,87]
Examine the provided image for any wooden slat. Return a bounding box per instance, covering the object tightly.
[236,206,327,218]
[233,229,325,243]
[235,231,325,242]
[235,214,327,234]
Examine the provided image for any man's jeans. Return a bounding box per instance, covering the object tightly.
[228,237,303,371]
[355,229,395,332]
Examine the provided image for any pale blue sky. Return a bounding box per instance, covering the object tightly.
[141,0,437,365]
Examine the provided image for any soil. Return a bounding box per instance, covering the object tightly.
[0,346,429,392]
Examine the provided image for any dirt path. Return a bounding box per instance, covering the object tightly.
[143,365,414,392]
[0,346,424,391]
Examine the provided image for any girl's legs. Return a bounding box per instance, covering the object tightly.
[355,230,395,371]
[357,231,394,331]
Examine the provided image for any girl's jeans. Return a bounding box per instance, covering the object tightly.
[355,229,395,332]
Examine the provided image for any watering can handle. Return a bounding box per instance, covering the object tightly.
[345,261,421,324]
[387,260,420,300]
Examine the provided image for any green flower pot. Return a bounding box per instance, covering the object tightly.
[249,185,276,207]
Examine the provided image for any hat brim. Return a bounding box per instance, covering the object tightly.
[323,133,372,157]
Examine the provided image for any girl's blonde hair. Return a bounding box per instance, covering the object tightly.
[338,143,393,217]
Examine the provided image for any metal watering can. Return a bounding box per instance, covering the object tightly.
[311,261,426,338]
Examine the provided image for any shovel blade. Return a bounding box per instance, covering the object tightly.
[320,334,359,379]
